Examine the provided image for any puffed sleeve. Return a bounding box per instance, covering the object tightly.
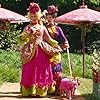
[43,26,58,47]
[17,26,29,45]
[57,26,69,48]
[57,26,68,44]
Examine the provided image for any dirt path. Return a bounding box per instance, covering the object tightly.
[0,83,85,100]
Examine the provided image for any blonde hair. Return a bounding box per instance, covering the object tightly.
[27,10,43,25]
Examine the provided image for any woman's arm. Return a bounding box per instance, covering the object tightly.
[43,26,58,47]
[17,26,30,45]
[57,26,69,48]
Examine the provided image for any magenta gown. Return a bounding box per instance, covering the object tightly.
[18,24,62,97]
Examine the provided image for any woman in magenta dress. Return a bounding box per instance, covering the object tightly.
[44,5,69,95]
[18,2,62,97]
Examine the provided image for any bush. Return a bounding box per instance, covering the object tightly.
[92,49,100,72]
[0,23,22,50]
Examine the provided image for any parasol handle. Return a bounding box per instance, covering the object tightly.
[67,48,72,77]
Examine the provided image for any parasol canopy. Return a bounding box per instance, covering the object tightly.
[55,1,100,77]
[0,4,30,23]
[55,5,100,25]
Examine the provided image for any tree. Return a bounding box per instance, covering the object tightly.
[0,0,100,52]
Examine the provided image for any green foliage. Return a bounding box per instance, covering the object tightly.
[0,49,21,82]
[92,49,100,72]
[0,24,21,50]
[63,25,82,52]
[1,0,100,15]
[0,0,30,15]
[0,0,100,52]
[61,23,100,54]
[90,0,100,6]
[86,24,100,53]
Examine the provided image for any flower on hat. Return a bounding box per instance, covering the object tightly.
[29,2,40,14]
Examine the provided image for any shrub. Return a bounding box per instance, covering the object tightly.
[0,23,22,50]
[92,49,100,72]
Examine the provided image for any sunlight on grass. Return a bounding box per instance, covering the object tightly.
[78,77,93,95]
[77,77,99,100]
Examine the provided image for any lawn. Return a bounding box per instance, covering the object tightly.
[0,49,97,100]
[78,78,93,100]
[0,49,93,83]
[0,49,21,83]
[62,52,93,78]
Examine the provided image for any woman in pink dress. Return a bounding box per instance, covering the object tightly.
[18,2,62,97]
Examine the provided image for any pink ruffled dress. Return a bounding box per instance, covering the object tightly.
[18,24,62,97]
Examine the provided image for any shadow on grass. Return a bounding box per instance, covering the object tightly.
[0,91,85,100]
[0,91,63,100]
[82,93,100,100]
[0,92,19,94]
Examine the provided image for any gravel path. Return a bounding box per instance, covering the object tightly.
[0,83,85,100]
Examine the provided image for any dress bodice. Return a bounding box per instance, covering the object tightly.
[18,24,62,64]
[24,24,44,45]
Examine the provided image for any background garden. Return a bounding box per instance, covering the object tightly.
[0,0,100,99]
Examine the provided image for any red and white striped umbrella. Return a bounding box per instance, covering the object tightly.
[0,5,30,23]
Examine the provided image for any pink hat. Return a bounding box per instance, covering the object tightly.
[47,5,58,15]
[28,2,40,14]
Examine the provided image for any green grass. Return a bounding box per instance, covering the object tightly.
[78,78,93,100]
[78,77,100,100]
[0,50,99,99]
[0,49,21,84]
[62,53,93,78]
[0,50,93,84]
